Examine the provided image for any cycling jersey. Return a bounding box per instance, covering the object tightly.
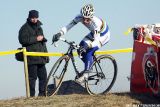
[60,14,110,48]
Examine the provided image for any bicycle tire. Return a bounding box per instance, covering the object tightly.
[85,55,117,95]
[45,55,69,96]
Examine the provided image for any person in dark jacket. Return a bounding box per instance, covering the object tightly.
[18,10,49,97]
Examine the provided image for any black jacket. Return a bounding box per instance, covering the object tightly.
[18,19,49,65]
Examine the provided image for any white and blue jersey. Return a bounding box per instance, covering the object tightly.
[60,14,110,48]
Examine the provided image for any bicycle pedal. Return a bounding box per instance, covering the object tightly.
[88,76,99,81]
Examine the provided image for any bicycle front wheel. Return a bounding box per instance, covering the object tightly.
[45,55,69,96]
[85,55,117,95]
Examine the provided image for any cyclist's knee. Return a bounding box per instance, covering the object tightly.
[79,41,88,48]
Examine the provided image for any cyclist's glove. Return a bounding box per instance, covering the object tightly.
[52,32,61,43]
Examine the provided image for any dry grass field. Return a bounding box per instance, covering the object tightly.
[0,81,159,107]
[0,93,159,107]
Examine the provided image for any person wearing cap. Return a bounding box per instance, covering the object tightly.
[18,10,49,97]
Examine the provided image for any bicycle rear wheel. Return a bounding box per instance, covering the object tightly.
[45,55,69,96]
[85,55,117,95]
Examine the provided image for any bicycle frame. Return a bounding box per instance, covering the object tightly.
[62,41,81,78]
[94,56,104,74]
[56,38,104,79]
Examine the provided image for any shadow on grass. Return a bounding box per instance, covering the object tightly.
[48,80,88,95]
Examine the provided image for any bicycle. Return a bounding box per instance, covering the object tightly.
[45,38,118,96]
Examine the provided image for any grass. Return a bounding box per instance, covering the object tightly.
[0,93,159,107]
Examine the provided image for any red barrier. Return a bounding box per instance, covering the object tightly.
[130,40,160,94]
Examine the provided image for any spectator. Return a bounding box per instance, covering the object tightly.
[18,10,49,97]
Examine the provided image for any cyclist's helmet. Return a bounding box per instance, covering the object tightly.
[81,4,95,19]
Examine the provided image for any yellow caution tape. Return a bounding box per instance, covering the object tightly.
[95,48,133,55]
[124,28,132,36]
[25,52,64,56]
[25,48,133,56]
[0,48,133,56]
[0,49,23,56]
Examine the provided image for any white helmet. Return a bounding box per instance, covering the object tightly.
[81,4,95,18]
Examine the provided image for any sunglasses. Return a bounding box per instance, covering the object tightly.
[83,18,91,24]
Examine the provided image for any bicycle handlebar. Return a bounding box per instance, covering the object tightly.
[53,37,83,58]
[53,37,80,50]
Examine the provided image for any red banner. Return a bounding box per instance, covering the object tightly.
[130,40,160,94]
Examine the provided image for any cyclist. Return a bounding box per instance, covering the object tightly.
[52,4,110,83]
